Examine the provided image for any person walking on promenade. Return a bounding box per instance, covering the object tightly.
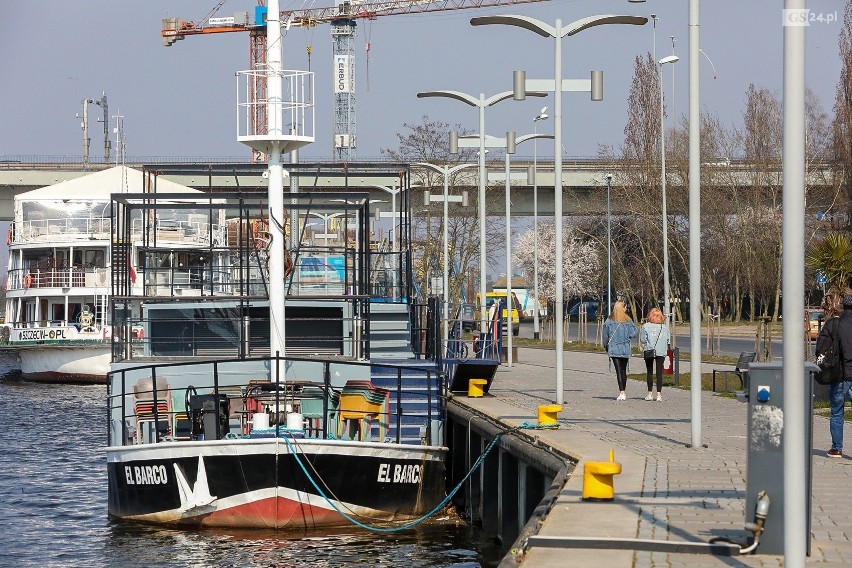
[603,300,637,401]
[818,288,852,457]
[641,307,671,401]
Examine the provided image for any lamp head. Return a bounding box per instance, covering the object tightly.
[605,173,613,181]
[659,55,679,65]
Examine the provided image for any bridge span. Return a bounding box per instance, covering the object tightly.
[0,159,836,222]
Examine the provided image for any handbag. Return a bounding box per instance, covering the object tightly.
[643,324,663,360]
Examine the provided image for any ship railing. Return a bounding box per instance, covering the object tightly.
[107,355,444,447]
[13,217,112,243]
[130,218,227,246]
[8,266,109,290]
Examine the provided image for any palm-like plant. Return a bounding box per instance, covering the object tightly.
[806,232,852,288]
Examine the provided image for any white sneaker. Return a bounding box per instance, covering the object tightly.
[656,394,663,402]
[617,392,626,401]
[644,393,653,401]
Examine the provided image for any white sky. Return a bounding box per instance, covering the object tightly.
[0,1,844,162]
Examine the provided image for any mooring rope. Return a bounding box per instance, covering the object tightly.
[281,421,558,533]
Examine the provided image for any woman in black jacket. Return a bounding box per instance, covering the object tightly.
[817,288,852,458]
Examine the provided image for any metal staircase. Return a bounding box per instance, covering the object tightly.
[369,359,443,445]
[368,303,414,359]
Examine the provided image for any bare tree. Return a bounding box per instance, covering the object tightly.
[380,116,503,304]
[832,0,852,230]
[739,84,783,321]
[615,53,664,313]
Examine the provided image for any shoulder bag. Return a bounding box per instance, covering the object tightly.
[643,324,663,361]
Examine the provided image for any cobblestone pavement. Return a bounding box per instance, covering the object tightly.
[458,347,852,567]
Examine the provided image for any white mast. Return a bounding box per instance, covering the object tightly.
[237,0,314,359]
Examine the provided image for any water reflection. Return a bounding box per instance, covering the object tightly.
[104,523,496,567]
[0,355,500,567]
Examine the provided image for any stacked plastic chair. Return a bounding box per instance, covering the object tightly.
[132,377,172,444]
[336,380,390,442]
[299,385,339,438]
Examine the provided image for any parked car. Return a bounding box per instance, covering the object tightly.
[567,299,600,320]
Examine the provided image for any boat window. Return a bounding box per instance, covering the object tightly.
[52,304,65,322]
[73,249,105,268]
[84,250,104,267]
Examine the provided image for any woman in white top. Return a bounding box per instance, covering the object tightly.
[641,307,670,401]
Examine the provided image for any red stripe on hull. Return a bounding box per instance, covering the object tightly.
[188,496,365,529]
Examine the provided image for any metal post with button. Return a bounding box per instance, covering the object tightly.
[745,361,817,555]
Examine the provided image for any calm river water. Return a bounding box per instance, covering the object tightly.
[0,354,500,567]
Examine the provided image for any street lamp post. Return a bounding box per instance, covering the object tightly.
[606,174,612,315]
[532,107,548,340]
[471,13,647,404]
[504,131,516,365]
[456,132,553,367]
[659,54,679,337]
[415,162,475,355]
[417,91,508,335]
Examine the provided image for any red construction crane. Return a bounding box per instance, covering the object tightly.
[162,0,551,159]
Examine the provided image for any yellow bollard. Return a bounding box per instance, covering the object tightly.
[582,449,622,501]
[468,379,488,398]
[537,404,562,427]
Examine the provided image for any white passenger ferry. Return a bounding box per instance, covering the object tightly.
[1,165,208,383]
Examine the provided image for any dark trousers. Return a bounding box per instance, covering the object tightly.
[612,357,629,391]
[645,355,664,392]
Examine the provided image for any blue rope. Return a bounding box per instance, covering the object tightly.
[281,420,554,533]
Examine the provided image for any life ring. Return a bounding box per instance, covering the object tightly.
[5,227,11,246]
[23,274,32,288]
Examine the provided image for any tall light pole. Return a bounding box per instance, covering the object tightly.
[659,54,679,337]
[782,0,807,562]
[532,107,549,340]
[606,174,613,314]
[472,13,647,404]
[416,161,475,354]
[456,131,553,366]
[651,13,658,62]
[504,131,516,365]
[688,0,702,450]
[417,89,544,334]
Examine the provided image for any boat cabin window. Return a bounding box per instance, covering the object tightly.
[51,304,66,322]
[73,249,105,268]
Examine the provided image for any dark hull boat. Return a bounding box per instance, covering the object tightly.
[108,437,445,529]
[104,169,453,531]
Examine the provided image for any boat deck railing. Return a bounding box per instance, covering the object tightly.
[7,266,109,291]
[108,355,445,448]
[11,216,224,246]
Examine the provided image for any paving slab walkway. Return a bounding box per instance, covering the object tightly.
[453,347,852,567]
